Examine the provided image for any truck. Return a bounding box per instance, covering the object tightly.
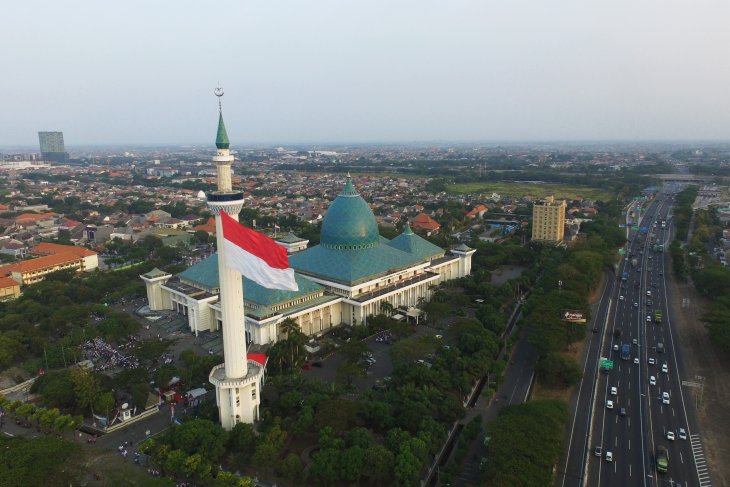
[654,310,662,323]
[656,446,669,473]
[653,243,664,252]
[620,343,631,360]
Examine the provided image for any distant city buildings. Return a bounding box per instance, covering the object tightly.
[531,195,566,243]
[38,131,69,163]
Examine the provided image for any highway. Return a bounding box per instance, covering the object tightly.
[575,191,711,487]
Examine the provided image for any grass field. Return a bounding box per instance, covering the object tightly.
[448,181,614,201]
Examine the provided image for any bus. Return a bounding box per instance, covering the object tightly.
[654,310,662,323]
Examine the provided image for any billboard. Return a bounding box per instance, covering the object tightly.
[561,309,587,323]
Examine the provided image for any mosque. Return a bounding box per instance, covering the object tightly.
[141,138,474,349]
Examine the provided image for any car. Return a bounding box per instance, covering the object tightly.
[649,357,656,365]
[650,375,656,386]
[647,315,652,322]
[662,363,668,373]
[613,344,619,351]
[594,446,603,457]
[647,299,653,306]
[619,295,624,301]
[634,302,639,307]
[619,407,626,417]
[666,431,675,441]
[435,334,443,339]
[659,271,663,276]
[606,400,614,409]
[634,357,639,364]
[610,386,617,395]
[632,338,638,345]
[678,428,687,440]
[605,451,613,462]
[662,392,670,404]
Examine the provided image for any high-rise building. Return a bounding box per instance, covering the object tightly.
[531,195,566,243]
[38,131,69,163]
[205,92,263,430]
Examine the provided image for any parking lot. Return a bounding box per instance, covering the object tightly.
[302,323,443,388]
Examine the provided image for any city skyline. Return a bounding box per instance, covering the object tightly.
[2,1,730,145]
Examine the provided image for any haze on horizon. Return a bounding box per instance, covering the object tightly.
[2,0,730,146]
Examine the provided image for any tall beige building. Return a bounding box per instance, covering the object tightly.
[532,195,566,243]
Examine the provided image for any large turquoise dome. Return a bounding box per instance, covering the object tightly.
[320,178,379,250]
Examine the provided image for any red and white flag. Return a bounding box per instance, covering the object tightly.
[220,211,299,291]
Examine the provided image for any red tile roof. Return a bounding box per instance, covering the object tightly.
[0,276,19,288]
[411,213,441,231]
[31,243,97,258]
[0,252,81,276]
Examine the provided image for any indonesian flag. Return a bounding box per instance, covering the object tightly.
[220,211,299,291]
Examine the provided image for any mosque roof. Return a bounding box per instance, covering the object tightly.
[319,178,380,251]
[386,223,444,261]
[178,254,323,306]
[288,180,445,285]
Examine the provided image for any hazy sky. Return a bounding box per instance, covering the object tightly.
[2,0,730,146]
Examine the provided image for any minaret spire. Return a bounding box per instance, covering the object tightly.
[207,87,262,430]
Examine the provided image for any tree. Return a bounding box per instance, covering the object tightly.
[365,444,395,484]
[379,301,395,317]
[277,453,304,484]
[193,230,210,245]
[252,422,287,468]
[168,419,228,462]
[69,367,101,414]
[336,361,366,386]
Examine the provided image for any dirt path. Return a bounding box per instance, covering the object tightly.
[667,274,730,486]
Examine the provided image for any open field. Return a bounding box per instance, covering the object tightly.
[448,181,614,201]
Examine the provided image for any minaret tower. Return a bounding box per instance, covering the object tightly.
[207,88,262,430]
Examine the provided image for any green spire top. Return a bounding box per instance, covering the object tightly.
[215,112,230,150]
[402,223,414,235]
[341,176,358,196]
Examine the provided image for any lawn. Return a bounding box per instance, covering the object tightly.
[448,181,614,201]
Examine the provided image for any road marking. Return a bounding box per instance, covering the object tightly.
[689,434,713,486]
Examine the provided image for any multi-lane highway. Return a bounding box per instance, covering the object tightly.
[587,192,710,487]
[559,191,712,487]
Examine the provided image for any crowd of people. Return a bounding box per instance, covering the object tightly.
[79,336,140,371]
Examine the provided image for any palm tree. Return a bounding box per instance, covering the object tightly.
[379,301,394,317]
[278,317,299,341]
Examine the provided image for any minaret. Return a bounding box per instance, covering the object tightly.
[207,88,262,430]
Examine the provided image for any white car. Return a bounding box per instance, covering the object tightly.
[605,451,613,462]
[613,344,619,351]
[606,400,614,409]
[634,302,639,308]
[662,392,670,404]
[648,357,656,365]
[678,428,687,440]
[662,363,668,373]
[619,295,624,301]
[647,315,652,322]
[634,357,639,364]
[666,431,675,441]
[650,375,656,386]
[610,386,618,395]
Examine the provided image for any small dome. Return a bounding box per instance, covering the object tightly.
[320,178,379,250]
[197,190,206,199]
